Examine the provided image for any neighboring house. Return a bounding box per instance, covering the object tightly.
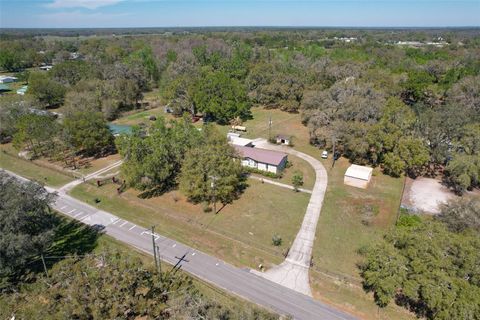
[40,65,53,71]
[235,146,288,174]
[17,85,28,95]
[275,134,292,146]
[228,136,254,147]
[344,164,373,189]
[0,76,17,83]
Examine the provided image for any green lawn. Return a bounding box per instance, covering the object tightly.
[70,179,310,269]
[0,146,74,187]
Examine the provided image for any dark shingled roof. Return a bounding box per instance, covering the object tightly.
[234,146,287,166]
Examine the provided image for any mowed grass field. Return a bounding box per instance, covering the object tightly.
[0,144,74,187]
[312,157,404,279]
[70,179,310,269]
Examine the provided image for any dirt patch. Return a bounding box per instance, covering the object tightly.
[403,177,457,214]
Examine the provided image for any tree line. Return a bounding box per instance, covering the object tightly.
[1,30,479,190]
[359,197,480,320]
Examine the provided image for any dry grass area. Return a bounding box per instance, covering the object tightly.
[312,157,404,278]
[0,144,74,187]
[113,106,173,126]
[71,179,310,269]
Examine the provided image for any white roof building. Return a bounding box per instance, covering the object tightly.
[0,76,18,83]
[344,164,373,189]
[229,136,254,147]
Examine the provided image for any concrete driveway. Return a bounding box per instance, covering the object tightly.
[253,139,328,296]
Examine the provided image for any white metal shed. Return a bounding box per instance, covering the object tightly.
[344,164,373,189]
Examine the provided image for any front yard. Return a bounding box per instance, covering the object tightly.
[70,179,310,269]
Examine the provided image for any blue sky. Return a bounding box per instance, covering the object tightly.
[1,0,479,28]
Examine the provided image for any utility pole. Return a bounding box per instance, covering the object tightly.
[156,245,161,274]
[268,116,272,141]
[210,175,218,214]
[331,134,337,168]
[151,226,158,273]
[41,253,48,278]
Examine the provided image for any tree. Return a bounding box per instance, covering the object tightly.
[49,60,96,86]
[360,219,480,319]
[437,197,480,233]
[192,70,251,124]
[0,172,56,283]
[12,113,59,158]
[63,111,114,157]
[445,154,480,193]
[291,171,304,192]
[179,125,246,208]
[28,72,66,107]
[117,115,200,192]
[0,249,278,319]
[0,95,32,143]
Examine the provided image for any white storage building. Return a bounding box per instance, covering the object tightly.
[344,164,373,189]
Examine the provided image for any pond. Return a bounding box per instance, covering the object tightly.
[108,123,133,136]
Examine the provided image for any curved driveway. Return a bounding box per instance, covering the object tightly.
[253,139,328,296]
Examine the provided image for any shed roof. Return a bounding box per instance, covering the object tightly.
[345,164,373,181]
[235,146,287,166]
[276,134,291,140]
[229,137,253,147]
[0,84,11,91]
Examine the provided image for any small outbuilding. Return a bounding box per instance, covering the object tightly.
[275,134,292,146]
[228,136,254,147]
[344,164,373,189]
[17,85,28,95]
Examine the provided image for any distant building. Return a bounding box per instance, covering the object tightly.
[17,85,28,95]
[344,164,373,189]
[40,65,53,71]
[275,134,292,146]
[235,146,288,175]
[0,84,11,92]
[229,136,254,147]
[0,76,17,83]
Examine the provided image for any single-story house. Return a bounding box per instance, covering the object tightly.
[40,65,53,71]
[228,136,254,147]
[0,76,17,83]
[344,164,373,189]
[275,134,292,146]
[235,146,288,174]
[17,85,28,95]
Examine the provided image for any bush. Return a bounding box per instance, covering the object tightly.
[272,234,282,246]
[245,167,281,179]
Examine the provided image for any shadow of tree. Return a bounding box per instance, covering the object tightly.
[46,217,100,259]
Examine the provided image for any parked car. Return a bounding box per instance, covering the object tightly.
[321,150,328,159]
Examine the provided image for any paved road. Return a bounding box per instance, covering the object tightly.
[3,169,355,320]
[253,139,328,296]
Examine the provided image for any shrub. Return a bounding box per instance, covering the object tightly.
[272,234,282,246]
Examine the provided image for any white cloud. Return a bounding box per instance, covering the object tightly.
[38,11,129,27]
[46,0,123,10]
